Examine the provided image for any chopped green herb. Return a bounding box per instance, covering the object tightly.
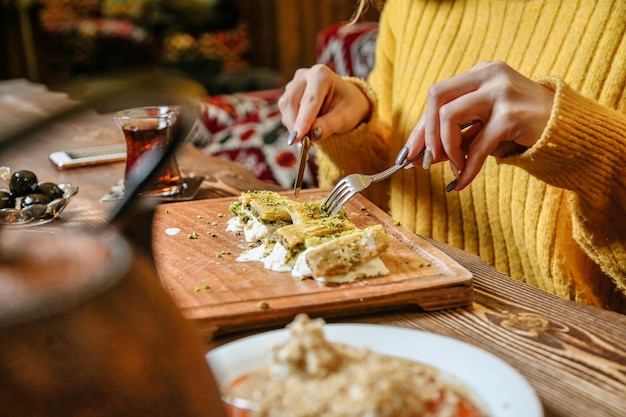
[216,249,231,258]
[194,284,211,292]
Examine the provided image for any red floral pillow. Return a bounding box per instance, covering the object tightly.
[192,92,317,189]
[316,22,379,79]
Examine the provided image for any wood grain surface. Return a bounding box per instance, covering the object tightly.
[208,237,626,417]
[4,79,626,417]
[152,189,473,339]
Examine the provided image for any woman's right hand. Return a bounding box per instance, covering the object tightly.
[278,64,372,145]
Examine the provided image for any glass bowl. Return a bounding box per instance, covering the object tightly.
[0,167,79,226]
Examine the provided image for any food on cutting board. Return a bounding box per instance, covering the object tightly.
[221,314,486,417]
[226,190,390,283]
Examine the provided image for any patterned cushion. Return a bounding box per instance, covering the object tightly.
[192,91,317,189]
[316,22,379,79]
[190,22,380,188]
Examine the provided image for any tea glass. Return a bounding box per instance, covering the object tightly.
[114,106,184,197]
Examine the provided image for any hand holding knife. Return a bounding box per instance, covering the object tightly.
[293,135,310,198]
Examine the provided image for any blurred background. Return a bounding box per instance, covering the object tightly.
[0,0,380,95]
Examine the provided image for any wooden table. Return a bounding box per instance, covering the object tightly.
[0,79,283,231]
[2,79,625,417]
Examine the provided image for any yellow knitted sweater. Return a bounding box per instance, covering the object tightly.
[315,0,626,311]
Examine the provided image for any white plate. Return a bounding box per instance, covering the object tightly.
[206,323,543,417]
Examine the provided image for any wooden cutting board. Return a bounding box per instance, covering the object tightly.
[152,189,473,340]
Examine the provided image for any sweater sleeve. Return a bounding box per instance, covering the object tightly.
[501,76,626,291]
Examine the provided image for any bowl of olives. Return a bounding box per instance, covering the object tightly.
[0,167,79,226]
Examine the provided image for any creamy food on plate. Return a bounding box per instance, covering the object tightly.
[226,190,390,283]
[221,314,487,417]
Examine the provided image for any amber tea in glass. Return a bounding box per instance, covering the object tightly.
[114,106,183,197]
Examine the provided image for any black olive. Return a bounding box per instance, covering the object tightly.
[37,182,64,199]
[21,193,52,208]
[0,191,14,209]
[10,170,38,196]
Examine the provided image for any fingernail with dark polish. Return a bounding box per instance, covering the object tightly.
[395,146,409,165]
[287,131,297,146]
[446,179,458,192]
[313,126,323,141]
[422,148,433,169]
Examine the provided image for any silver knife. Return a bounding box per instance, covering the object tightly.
[293,135,310,198]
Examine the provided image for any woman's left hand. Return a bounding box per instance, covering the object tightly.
[402,61,555,190]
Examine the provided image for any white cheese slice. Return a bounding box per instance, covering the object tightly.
[291,249,313,279]
[226,216,244,233]
[232,208,285,243]
[243,217,271,242]
[236,244,265,262]
[262,242,294,272]
[237,242,296,273]
[227,213,274,243]
[292,249,388,283]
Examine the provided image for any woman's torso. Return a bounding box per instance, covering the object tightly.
[371,0,626,306]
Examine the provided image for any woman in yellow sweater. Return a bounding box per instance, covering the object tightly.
[279,0,626,312]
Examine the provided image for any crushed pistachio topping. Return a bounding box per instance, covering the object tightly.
[216,249,231,258]
[194,283,211,292]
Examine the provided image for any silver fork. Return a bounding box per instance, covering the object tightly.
[324,149,424,216]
